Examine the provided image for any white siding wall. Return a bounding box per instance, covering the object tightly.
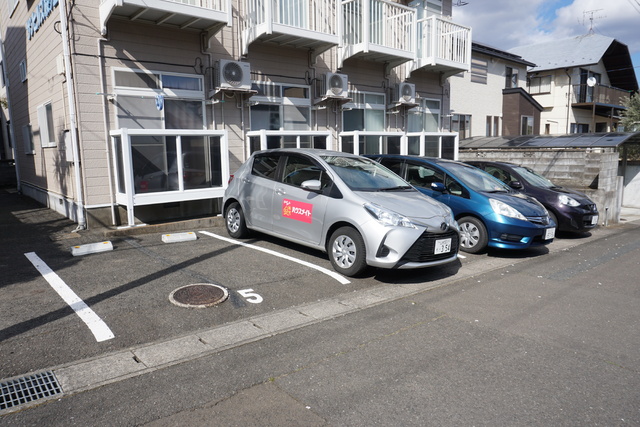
[450,52,528,137]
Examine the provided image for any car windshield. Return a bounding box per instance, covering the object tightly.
[322,155,410,191]
[442,162,510,193]
[512,165,556,188]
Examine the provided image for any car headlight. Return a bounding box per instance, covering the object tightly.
[490,198,526,221]
[364,203,417,229]
[559,194,580,207]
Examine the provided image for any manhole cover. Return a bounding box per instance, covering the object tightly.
[169,284,228,308]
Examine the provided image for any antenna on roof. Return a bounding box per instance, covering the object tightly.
[582,9,606,34]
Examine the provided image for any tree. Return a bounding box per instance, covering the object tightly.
[620,92,640,132]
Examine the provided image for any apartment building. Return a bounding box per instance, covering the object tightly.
[0,0,471,228]
[510,33,638,135]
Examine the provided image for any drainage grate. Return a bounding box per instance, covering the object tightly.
[0,371,62,411]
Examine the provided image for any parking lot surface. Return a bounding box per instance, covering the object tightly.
[2,189,640,424]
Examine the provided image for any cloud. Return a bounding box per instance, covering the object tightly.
[453,0,640,53]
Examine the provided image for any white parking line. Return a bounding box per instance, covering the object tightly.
[198,231,351,285]
[24,252,115,342]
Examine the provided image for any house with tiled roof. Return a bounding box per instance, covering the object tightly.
[509,33,638,135]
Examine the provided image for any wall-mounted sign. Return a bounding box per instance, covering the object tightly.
[26,0,59,41]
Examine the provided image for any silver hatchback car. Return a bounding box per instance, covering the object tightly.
[223,149,460,277]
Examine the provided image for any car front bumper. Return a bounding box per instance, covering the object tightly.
[361,223,460,269]
[484,214,555,250]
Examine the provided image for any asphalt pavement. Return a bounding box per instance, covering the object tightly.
[2,188,640,426]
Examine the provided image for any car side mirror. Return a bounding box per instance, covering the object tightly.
[301,179,322,192]
[509,181,524,190]
[431,182,446,192]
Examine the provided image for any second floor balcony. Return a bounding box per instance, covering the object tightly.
[408,15,471,77]
[338,0,416,70]
[573,84,631,107]
[242,0,339,57]
[99,0,232,36]
[572,83,631,117]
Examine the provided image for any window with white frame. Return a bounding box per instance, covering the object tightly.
[505,66,518,89]
[521,115,534,135]
[528,75,552,94]
[249,81,312,149]
[22,124,34,154]
[342,91,386,154]
[250,82,311,131]
[113,68,205,130]
[19,60,27,82]
[408,98,440,132]
[37,102,56,148]
[451,114,471,139]
[343,91,385,131]
[470,57,487,84]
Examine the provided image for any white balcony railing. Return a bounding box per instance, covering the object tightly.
[99,0,231,36]
[247,130,334,154]
[338,131,458,159]
[339,0,416,68]
[243,0,338,55]
[110,128,229,227]
[164,0,228,7]
[411,15,471,76]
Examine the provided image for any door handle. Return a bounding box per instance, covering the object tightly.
[275,188,286,196]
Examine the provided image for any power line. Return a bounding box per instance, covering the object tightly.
[626,0,640,14]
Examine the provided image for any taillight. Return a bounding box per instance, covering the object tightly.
[228,174,235,184]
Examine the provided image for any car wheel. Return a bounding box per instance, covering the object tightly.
[225,202,249,239]
[458,216,488,254]
[328,227,367,277]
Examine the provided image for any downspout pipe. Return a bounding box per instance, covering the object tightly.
[59,0,86,230]
[98,35,116,226]
[565,69,572,134]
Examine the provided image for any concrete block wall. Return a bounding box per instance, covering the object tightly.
[459,148,622,224]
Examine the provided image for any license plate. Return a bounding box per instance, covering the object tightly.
[434,238,452,255]
[591,215,599,225]
[544,227,555,240]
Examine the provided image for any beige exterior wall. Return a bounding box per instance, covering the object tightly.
[1,0,73,202]
[533,61,617,135]
[2,0,460,227]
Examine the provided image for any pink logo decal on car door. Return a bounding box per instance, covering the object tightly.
[282,199,313,223]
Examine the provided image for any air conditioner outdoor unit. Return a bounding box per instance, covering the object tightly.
[216,60,252,91]
[324,72,349,98]
[396,82,416,105]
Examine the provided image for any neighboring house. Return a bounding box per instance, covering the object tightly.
[509,33,639,135]
[449,41,540,139]
[0,0,471,228]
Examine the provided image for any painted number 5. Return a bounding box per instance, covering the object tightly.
[238,288,263,304]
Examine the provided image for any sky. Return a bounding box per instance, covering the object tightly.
[452,0,640,85]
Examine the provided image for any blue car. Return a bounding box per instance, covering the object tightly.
[368,155,556,253]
